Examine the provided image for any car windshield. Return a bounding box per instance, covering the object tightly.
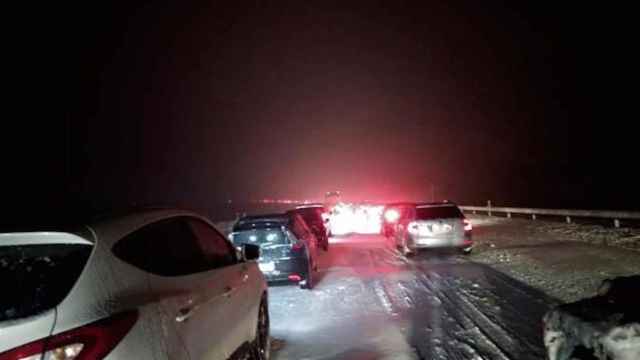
[231,229,290,247]
[415,206,463,220]
[234,219,287,232]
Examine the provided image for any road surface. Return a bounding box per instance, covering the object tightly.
[269,234,554,360]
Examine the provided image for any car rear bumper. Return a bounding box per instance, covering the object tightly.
[408,235,473,250]
[260,257,309,283]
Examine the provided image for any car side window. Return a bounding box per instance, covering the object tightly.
[187,219,237,269]
[112,217,210,276]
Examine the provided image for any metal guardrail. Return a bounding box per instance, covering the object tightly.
[460,205,640,228]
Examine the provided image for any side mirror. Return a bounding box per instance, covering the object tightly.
[242,243,260,261]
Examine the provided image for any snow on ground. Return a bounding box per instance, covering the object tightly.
[537,221,640,251]
[269,234,552,360]
[468,215,640,303]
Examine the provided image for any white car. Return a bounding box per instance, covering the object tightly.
[0,208,270,360]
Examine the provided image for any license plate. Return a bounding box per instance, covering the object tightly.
[432,224,452,234]
[259,262,275,272]
[417,238,448,245]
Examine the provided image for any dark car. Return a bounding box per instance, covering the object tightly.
[230,213,319,289]
[381,202,415,239]
[288,204,330,251]
[393,201,473,256]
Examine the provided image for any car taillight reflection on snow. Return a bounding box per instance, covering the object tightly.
[0,311,138,360]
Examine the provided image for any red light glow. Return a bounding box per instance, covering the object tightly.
[463,219,473,232]
[384,209,400,223]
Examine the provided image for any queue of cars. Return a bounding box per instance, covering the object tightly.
[0,200,471,360]
[229,200,472,290]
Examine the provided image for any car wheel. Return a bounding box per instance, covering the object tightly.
[300,260,314,290]
[401,238,413,257]
[402,246,413,257]
[250,298,270,360]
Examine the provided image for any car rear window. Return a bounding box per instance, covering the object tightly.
[415,206,463,220]
[233,219,288,232]
[0,244,92,321]
[295,209,323,225]
[231,229,290,247]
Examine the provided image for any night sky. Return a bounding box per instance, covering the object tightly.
[6,1,638,222]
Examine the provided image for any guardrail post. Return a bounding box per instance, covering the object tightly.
[473,210,476,214]
[614,219,620,228]
[566,216,571,224]
[487,200,492,216]
[507,212,511,218]
[532,214,537,220]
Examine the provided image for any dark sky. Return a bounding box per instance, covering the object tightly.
[6,1,638,221]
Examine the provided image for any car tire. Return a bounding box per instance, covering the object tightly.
[300,260,314,290]
[460,247,473,255]
[400,237,413,257]
[250,298,270,360]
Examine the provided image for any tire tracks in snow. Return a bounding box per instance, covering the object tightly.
[373,246,550,359]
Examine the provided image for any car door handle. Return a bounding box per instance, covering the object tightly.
[223,285,235,297]
[176,306,194,323]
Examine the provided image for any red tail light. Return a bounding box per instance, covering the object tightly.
[291,242,304,251]
[288,274,302,282]
[384,209,400,223]
[0,311,138,360]
[463,219,473,232]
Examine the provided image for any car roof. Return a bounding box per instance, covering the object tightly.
[1,208,207,244]
[383,201,459,209]
[384,202,417,208]
[89,208,210,246]
[415,201,459,208]
[237,213,289,222]
[295,203,324,209]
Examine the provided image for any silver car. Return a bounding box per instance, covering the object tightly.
[0,209,270,360]
[393,202,473,256]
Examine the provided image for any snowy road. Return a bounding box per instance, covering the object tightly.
[269,234,553,360]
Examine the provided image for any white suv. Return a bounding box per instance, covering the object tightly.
[0,209,270,360]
